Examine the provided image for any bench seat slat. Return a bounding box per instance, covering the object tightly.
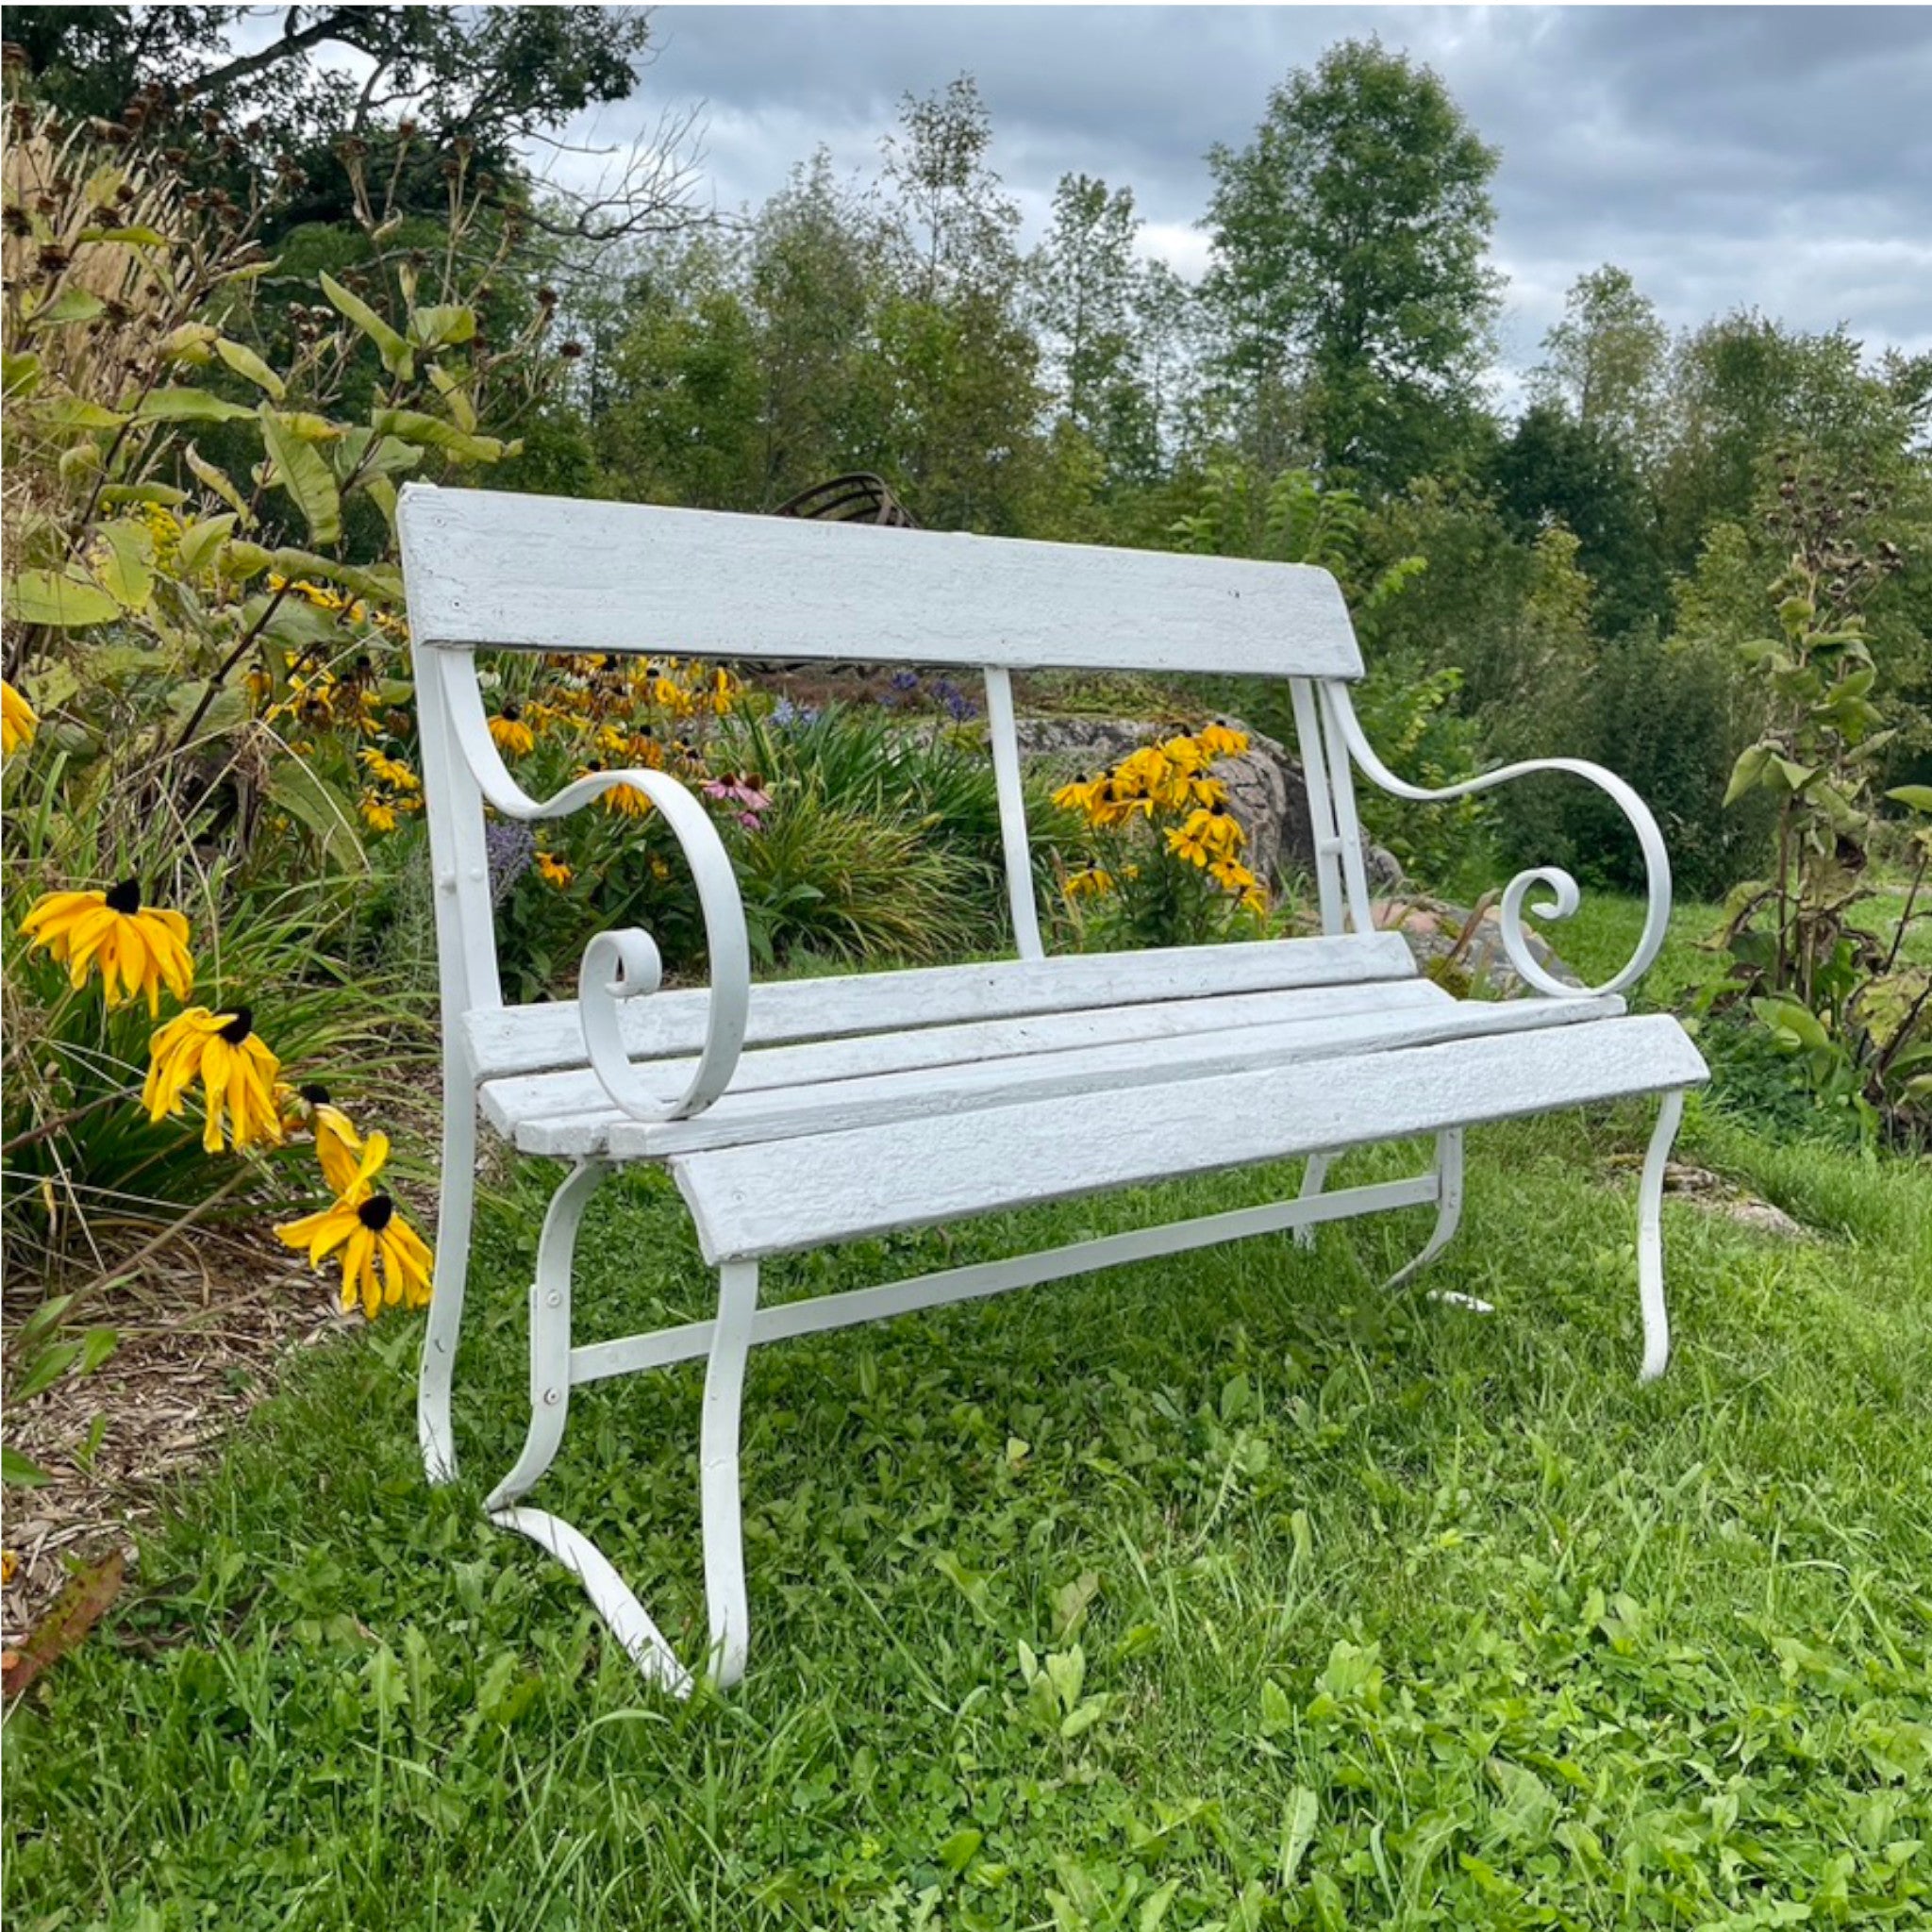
[460,932,1417,1082]
[670,1015,1707,1264]
[608,991,1628,1159]
[480,978,1457,1151]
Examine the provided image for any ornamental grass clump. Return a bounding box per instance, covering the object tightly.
[1052,724,1271,949]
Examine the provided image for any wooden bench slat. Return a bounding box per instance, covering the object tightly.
[479,978,1457,1150]
[670,1015,1707,1263]
[460,932,1418,1082]
[398,486,1363,678]
[606,991,1628,1160]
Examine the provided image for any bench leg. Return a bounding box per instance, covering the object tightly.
[1637,1090,1685,1383]
[1292,1153,1331,1250]
[477,1162,760,1694]
[1385,1129,1482,1304]
[485,1157,606,1512]
[419,1063,478,1485]
[700,1260,759,1689]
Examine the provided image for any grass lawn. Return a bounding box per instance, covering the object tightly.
[5,899,1930,1929]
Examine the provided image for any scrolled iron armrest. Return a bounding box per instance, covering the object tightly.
[1324,684,1671,999]
[437,653,749,1119]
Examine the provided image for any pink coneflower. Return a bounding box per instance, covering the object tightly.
[701,774,772,831]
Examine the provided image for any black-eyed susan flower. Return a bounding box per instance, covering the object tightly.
[275,1131,434,1320]
[536,850,573,889]
[584,766,653,818]
[21,880,196,1014]
[488,705,535,757]
[2,679,38,755]
[358,747,421,792]
[143,1006,283,1153]
[1166,806,1244,870]
[291,1082,364,1195]
[1064,864,1115,901]
[1196,721,1248,760]
[360,793,398,833]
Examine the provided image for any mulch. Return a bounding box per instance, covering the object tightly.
[2,1224,352,1655]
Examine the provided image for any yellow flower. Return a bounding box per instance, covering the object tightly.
[1209,855,1260,895]
[1195,722,1248,760]
[291,1083,365,1195]
[588,769,654,818]
[360,794,398,833]
[2,679,39,755]
[1064,864,1114,900]
[143,1006,283,1153]
[21,881,196,1014]
[1053,774,1104,815]
[536,850,573,888]
[1166,807,1244,869]
[489,707,535,757]
[708,666,738,714]
[359,748,420,791]
[275,1132,434,1320]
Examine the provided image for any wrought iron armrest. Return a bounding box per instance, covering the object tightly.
[1324,684,1671,999]
[436,654,749,1119]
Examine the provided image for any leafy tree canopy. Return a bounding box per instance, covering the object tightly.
[1202,36,1502,488]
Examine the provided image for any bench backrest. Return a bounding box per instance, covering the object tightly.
[397,483,1374,1018]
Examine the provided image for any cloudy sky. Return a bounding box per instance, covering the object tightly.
[533,4,1932,381]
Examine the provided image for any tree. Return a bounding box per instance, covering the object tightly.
[1201,38,1502,487]
[744,151,888,504]
[1032,174,1145,475]
[1528,266,1669,465]
[8,7,701,242]
[1486,403,1670,639]
[876,75,1021,305]
[1656,313,1924,571]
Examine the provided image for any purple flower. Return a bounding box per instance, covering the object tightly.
[484,819,535,903]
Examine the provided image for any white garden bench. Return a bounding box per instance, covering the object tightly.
[398,482,1707,1695]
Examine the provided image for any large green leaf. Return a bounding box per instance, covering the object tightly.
[1723,743,1772,807]
[94,519,156,611]
[28,288,106,328]
[320,271,412,380]
[41,396,128,430]
[3,569,122,627]
[1886,785,1932,814]
[370,408,506,464]
[214,337,286,399]
[266,758,366,874]
[175,513,238,576]
[135,387,257,425]
[185,443,251,522]
[270,548,402,607]
[407,304,476,349]
[259,408,342,546]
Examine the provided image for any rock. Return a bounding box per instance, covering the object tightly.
[1371,893,1584,999]
[1014,715,1401,894]
[1661,1163,1807,1240]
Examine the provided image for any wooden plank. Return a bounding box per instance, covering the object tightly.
[606,992,1630,1160]
[397,483,1363,678]
[460,932,1419,1081]
[480,979,1457,1149]
[671,1015,1709,1263]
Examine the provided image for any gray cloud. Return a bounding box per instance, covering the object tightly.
[532,6,1932,378]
